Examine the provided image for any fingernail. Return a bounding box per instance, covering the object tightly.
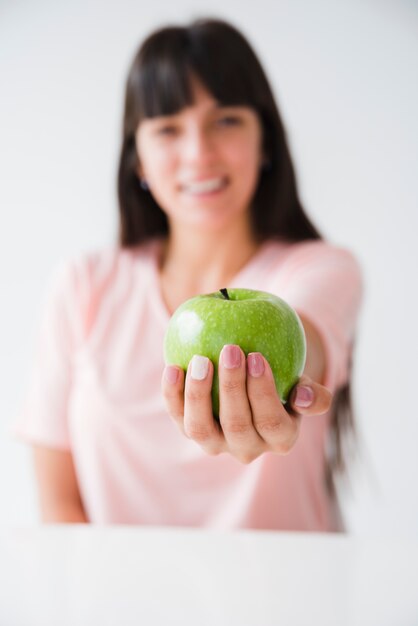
[164,365,179,385]
[294,385,314,408]
[247,353,265,377]
[190,355,209,380]
[221,344,241,369]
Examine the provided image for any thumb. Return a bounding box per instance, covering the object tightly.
[289,375,333,416]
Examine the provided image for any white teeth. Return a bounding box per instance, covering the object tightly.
[183,178,225,195]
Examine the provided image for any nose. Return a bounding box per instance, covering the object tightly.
[181,125,216,166]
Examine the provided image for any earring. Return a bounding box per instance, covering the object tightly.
[140,178,149,191]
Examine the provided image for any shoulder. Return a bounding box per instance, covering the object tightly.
[263,239,364,313]
[50,238,160,297]
[276,238,360,266]
[268,238,363,282]
[43,239,161,335]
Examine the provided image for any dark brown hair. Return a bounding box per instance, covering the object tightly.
[117,17,356,500]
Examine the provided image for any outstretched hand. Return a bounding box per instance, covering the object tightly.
[162,344,332,464]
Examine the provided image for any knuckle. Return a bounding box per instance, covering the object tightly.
[255,416,283,437]
[163,398,183,421]
[235,451,258,465]
[274,439,294,455]
[222,417,252,437]
[163,386,180,401]
[320,389,333,413]
[185,386,208,404]
[169,408,184,421]
[248,383,273,402]
[272,427,300,455]
[184,422,213,443]
[280,439,292,454]
[220,378,243,396]
[205,446,223,457]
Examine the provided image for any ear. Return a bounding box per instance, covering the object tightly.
[136,159,146,181]
[136,164,144,179]
[134,131,144,179]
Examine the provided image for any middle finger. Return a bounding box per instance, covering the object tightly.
[219,344,264,462]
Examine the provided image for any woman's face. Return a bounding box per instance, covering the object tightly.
[135,76,264,232]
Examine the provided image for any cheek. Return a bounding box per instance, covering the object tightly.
[228,140,262,187]
[229,130,262,167]
[136,134,175,182]
[143,151,179,212]
[144,153,177,191]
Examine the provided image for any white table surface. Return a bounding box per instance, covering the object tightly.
[0,526,417,626]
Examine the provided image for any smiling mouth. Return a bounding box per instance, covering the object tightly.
[181,177,228,196]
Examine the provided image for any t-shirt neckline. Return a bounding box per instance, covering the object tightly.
[148,237,278,325]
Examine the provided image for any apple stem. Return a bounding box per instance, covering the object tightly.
[220,288,230,300]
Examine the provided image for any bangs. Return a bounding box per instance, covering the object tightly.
[129,23,261,123]
[136,34,195,118]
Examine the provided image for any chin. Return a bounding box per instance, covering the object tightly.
[187,216,242,233]
[183,204,249,231]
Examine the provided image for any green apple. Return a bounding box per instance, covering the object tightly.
[163,287,306,417]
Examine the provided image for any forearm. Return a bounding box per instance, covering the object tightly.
[298,314,326,385]
[32,445,89,524]
[39,502,89,524]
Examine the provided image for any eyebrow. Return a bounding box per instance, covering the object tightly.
[147,102,247,123]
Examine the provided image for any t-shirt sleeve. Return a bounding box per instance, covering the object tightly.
[276,241,363,392]
[13,258,89,450]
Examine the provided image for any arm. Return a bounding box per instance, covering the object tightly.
[32,445,88,523]
[298,314,326,385]
[282,314,331,414]
[162,245,360,462]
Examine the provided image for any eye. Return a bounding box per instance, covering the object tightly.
[155,125,178,136]
[216,115,242,127]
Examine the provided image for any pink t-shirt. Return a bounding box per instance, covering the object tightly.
[14,237,363,531]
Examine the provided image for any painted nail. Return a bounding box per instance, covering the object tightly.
[190,355,209,380]
[221,344,241,369]
[164,366,179,385]
[247,353,265,377]
[294,385,314,408]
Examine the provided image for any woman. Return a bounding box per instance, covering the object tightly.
[16,18,362,531]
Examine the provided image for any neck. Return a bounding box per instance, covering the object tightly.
[159,220,261,296]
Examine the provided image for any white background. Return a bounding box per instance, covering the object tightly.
[1,0,417,536]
